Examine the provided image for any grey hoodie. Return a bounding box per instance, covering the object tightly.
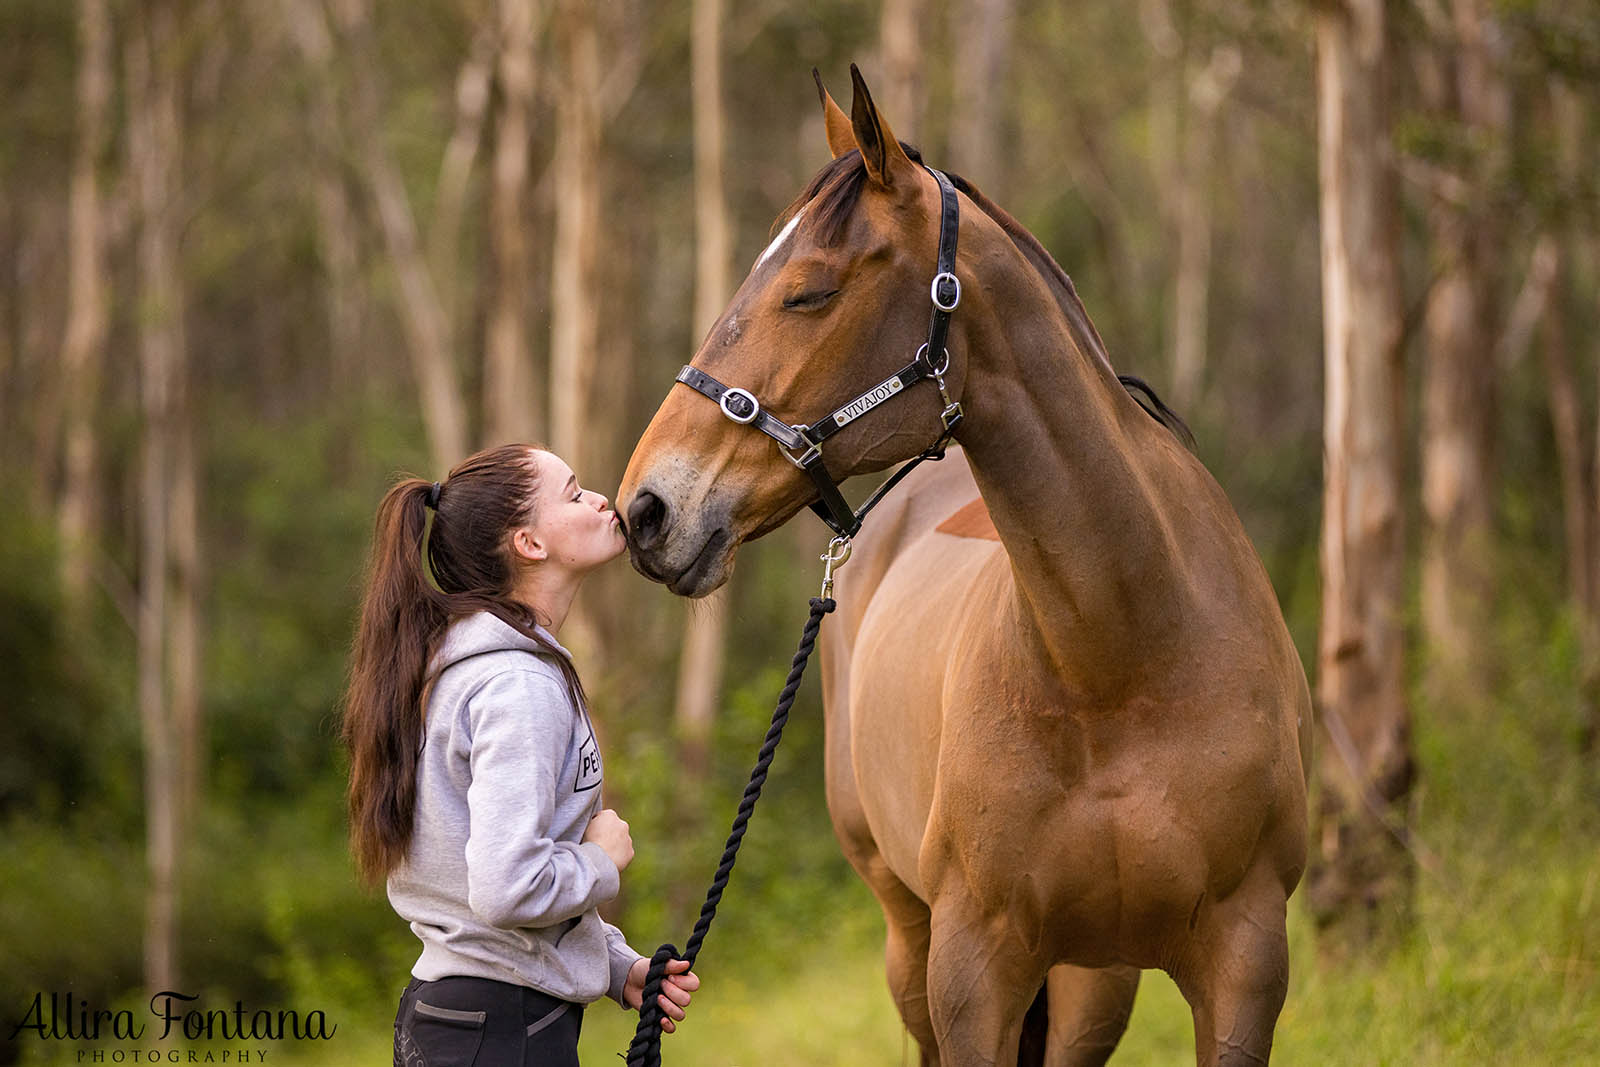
[387,611,643,1005]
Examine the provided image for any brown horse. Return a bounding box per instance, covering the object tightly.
[618,67,1311,1067]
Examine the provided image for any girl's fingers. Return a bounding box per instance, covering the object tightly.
[664,969,700,991]
[646,962,696,1031]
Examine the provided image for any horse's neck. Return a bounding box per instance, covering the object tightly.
[956,258,1190,700]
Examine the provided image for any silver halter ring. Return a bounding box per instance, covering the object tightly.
[916,342,951,378]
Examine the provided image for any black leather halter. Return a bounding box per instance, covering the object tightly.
[672,166,965,539]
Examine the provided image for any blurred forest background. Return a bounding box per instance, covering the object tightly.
[2,0,1597,1063]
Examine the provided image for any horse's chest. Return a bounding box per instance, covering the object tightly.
[848,551,1080,889]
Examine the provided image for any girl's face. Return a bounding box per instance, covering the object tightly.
[518,450,628,575]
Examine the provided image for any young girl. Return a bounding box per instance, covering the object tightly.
[342,443,696,1066]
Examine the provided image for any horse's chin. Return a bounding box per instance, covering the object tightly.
[667,558,733,599]
[645,527,737,599]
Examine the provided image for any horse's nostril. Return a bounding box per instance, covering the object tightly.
[628,491,668,550]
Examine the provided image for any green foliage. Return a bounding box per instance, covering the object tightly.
[0,497,132,822]
[204,409,428,800]
[0,814,143,1049]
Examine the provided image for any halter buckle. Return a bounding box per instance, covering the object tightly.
[779,429,821,470]
[931,271,961,312]
[719,387,761,425]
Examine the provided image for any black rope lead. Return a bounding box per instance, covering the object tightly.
[625,595,837,1067]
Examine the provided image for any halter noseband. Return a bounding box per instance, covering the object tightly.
[672,166,965,539]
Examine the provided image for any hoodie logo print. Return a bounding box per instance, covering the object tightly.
[574,716,602,793]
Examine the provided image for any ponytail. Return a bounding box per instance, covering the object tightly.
[342,478,447,886]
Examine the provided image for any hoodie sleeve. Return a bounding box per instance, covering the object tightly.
[462,669,621,930]
[603,919,646,1006]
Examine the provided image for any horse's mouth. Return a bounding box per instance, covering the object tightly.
[666,528,732,598]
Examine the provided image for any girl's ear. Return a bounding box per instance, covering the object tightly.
[511,526,547,563]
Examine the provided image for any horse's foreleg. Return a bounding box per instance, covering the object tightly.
[875,871,940,1067]
[1171,869,1290,1067]
[925,897,1049,1067]
[1041,963,1140,1067]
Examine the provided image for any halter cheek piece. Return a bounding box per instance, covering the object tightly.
[672,167,965,540]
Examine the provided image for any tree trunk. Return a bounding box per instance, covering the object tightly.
[948,0,1015,201]
[1170,44,1241,412]
[675,0,734,791]
[484,0,542,446]
[548,0,600,474]
[1591,288,1600,756]
[336,0,469,473]
[0,203,15,461]
[1309,0,1414,952]
[1416,0,1505,691]
[1538,250,1594,602]
[128,0,185,994]
[877,0,924,139]
[1546,78,1600,753]
[314,148,363,398]
[1591,271,1600,757]
[430,26,495,346]
[277,0,365,399]
[170,366,202,834]
[58,0,113,617]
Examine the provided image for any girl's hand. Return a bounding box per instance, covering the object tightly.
[623,957,699,1034]
[582,809,634,872]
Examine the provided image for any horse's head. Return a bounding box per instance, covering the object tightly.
[619,66,970,596]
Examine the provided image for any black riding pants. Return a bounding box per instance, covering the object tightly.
[394,975,584,1067]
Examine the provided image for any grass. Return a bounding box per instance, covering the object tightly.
[38,799,1592,1067]
[280,678,1600,1066]
[9,596,1597,1066]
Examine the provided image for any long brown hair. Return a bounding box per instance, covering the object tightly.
[341,443,589,886]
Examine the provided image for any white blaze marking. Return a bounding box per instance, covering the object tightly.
[754,206,806,270]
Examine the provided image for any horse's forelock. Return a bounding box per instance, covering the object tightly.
[769,141,928,248]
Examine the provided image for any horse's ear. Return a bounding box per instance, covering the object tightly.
[849,63,916,189]
[813,68,854,159]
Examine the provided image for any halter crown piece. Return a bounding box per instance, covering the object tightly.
[672,166,965,539]
[425,482,442,510]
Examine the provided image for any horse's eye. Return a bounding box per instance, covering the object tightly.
[781,288,840,311]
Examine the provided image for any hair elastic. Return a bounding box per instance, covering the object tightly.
[425,482,442,510]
